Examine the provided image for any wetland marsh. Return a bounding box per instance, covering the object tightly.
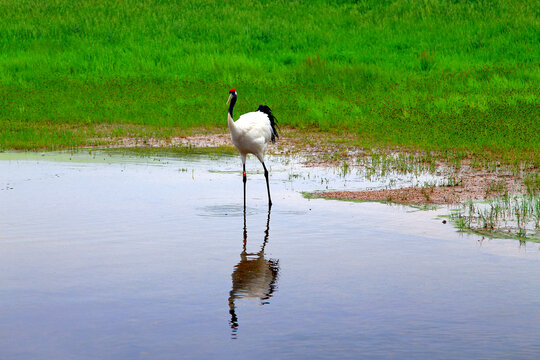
[1,1,538,357]
[1,151,540,359]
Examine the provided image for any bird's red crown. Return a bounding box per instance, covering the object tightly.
[230,88,236,92]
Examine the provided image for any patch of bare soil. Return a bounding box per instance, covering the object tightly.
[286,142,531,205]
[97,132,304,150]
[98,134,232,148]
[316,162,527,205]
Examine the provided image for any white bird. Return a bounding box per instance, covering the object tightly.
[226,88,279,208]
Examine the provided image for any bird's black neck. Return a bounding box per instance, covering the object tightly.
[228,95,237,118]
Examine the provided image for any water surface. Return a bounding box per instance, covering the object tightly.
[1,152,539,359]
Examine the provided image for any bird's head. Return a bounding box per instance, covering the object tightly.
[227,88,237,105]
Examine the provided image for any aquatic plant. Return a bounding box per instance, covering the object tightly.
[450,195,540,241]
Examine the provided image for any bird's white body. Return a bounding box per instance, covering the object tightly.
[228,111,273,164]
[226,89,277,207]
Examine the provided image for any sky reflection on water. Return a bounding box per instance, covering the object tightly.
[1,152,540,359]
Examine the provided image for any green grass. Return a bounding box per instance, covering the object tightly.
[0,0,538,165]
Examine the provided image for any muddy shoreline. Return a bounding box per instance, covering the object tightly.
[94,131,533,206]
[314,162,527,205]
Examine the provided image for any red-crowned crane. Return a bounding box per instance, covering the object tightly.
[226,89,279,208]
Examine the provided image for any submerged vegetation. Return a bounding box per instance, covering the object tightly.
[301,147,539,240]
[450,196,540,241]
[0,0,538,166]
[450,173,540,240]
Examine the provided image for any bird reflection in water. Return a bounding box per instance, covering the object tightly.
[228,208,279,339]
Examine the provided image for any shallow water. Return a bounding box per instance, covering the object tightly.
[1,152,540,359]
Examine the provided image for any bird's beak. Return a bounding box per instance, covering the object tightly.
[227,94,232,105]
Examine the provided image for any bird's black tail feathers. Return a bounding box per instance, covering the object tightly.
[257,105,279,144]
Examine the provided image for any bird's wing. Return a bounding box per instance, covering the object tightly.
[235,111,273,144]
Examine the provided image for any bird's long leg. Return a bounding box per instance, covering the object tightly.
[243,202,247,246]
[262,162,272,207]
[242,163,247,210]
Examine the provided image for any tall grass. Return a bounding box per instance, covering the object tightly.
[0,0,538,163]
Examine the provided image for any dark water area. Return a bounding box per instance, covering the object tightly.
[1,152,540,359]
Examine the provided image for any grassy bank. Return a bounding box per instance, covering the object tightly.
[0,0,538,165]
